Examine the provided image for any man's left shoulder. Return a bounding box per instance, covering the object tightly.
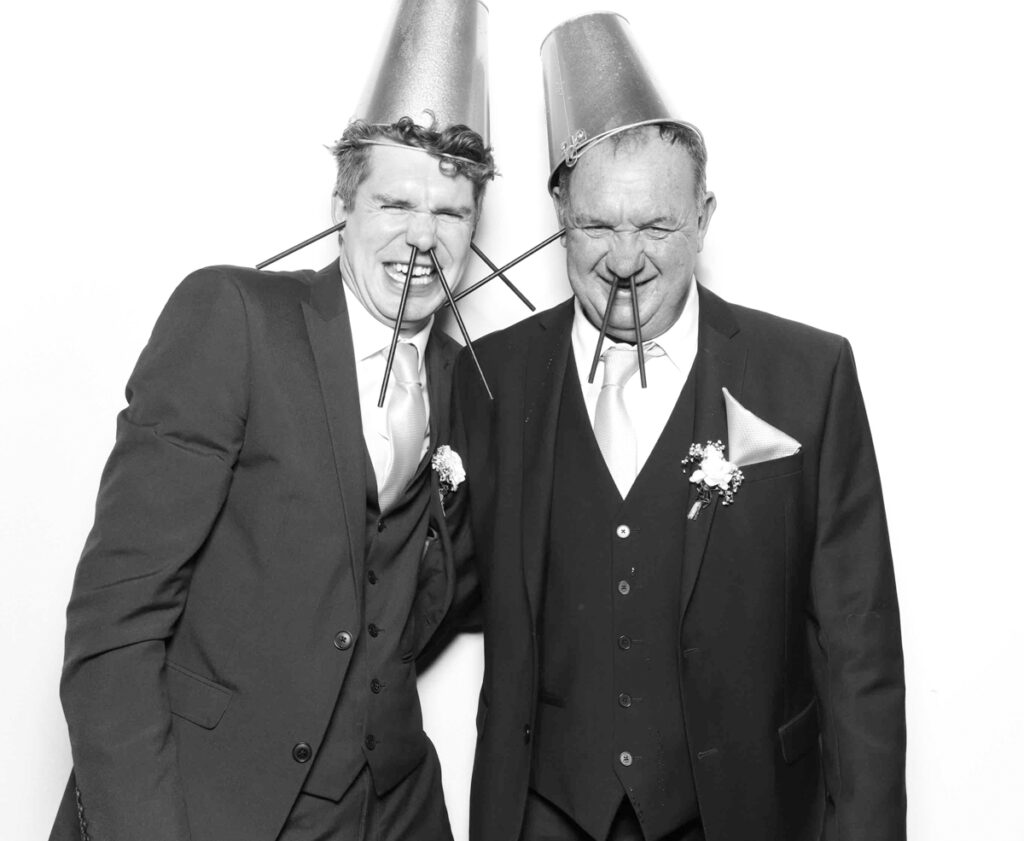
[728,300,846,358]
[707,284,841,352]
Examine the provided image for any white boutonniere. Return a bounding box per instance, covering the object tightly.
[681,440,744,521]
[431,445,465,507]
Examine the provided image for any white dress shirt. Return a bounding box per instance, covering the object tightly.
[571,275,700,480]
[342,280,432,493]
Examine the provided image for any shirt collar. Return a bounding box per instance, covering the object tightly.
[341,270,433,372]
[571,274,699,372]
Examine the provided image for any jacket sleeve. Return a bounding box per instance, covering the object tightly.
[59,269,250,841]
[809,339,906,841]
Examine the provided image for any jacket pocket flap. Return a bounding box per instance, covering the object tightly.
[778,696,819,764]
[167,661,233,730]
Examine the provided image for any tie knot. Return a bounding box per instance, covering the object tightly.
[601,345,645,387]
[392,342,420,387]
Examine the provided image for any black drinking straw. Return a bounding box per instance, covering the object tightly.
[628,273,647,388]
[256,221,346,269]
[450,229,565,304]
[429,249,492,400]
[588,278,620,384]
[377,246,419,408]
[470,243,535,311]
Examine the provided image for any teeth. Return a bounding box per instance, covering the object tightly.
[385,263,436,285]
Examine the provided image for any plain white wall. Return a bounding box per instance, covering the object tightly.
[2,1,1022,839]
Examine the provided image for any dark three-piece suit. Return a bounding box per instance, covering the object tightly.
[447,284,906,841]
[52,262,459,841]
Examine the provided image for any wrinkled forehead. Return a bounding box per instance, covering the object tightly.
[565,137,698,218]
[360,144,474,193]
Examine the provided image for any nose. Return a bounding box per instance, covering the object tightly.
[605,232,646,281]
[405,212,438,254]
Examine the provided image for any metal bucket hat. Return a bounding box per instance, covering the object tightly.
[355,0,490,144]
[540,12,701,191]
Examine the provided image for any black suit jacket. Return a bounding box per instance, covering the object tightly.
[52,262,460,841]
[448,286,906,841]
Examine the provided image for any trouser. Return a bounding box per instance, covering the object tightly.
[519,789,704,841]
[277,743,453,841]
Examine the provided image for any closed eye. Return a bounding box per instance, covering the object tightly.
[435,205,475,222]
[643,226,674,238]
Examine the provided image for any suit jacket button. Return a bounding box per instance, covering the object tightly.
[334,631,354,650]
[365,734,377,751]
[292,742,312,763]
[523,724,532,744]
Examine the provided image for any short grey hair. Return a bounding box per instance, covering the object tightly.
[554,122,707,218]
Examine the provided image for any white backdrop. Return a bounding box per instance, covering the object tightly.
[2,1,1022,839]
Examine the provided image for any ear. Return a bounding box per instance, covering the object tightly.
[550,186,569,245]
[331,192,348,226]
[696,192,717,251]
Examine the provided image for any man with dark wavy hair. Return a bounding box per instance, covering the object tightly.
[51,0,496,830]
[51,108,493,841]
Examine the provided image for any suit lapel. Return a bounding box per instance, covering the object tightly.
[302,262,367,586]
[521,300,575,627]
[424,332,455,610]
[679,284,747,621]
[425,331,453,451]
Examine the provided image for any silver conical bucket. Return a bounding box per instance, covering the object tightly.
[355,0,489,143]
[541,12,700,191]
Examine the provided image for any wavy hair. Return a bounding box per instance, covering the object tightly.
[330,115,496,212]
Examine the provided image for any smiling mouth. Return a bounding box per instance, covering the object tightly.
[385,262,437,286]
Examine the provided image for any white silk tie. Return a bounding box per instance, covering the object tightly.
[378,342,426,512]
[593,345,644,498]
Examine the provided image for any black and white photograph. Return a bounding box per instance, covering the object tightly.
[2,1,1021,839]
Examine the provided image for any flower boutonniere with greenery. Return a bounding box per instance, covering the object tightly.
[431,445,465,510]
[681,440,744,521]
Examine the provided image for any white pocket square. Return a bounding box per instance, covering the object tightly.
[722,388,801,468]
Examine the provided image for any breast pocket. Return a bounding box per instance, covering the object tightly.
[167,661,233,730]
[708,452,803,590]
[739,452,803,484]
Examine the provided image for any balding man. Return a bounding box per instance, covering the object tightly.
[445,13,904,841]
